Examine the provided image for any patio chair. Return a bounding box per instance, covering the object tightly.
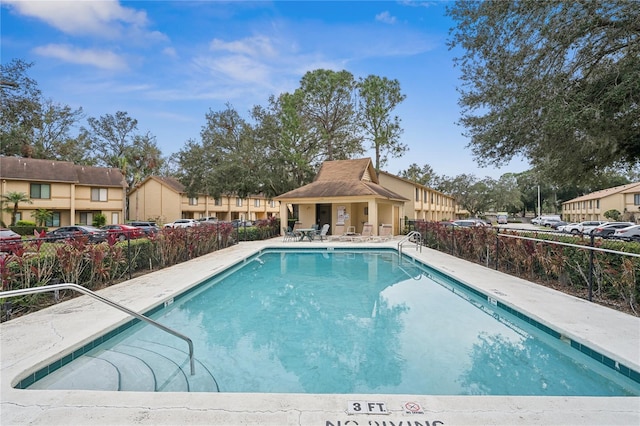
[315,224,330,241]
[339,225,360,241]
[327,224,345,241]
[283,226,297,242]
[371,224,393,242]
[350,223,373,242]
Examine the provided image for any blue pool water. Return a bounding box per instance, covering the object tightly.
[26,249,640,395]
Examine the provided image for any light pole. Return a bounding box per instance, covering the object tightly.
[537,185,541,217]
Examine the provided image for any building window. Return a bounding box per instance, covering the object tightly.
[415,188,419,201]
[79,212,93,225]
[270,200,276,208]
[189,197,198,206]
[589,200,592,209]
[15,212,22,222]
[596,200,600,208]
[214,198,222,206]
[91,188,108,202]
[46,212,61,227]
[236,198,243,207]
[30,183,51,199]
[254,199,260,207]
[635,194,640,205]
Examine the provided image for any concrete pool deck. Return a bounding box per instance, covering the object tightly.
[1,237,639,425]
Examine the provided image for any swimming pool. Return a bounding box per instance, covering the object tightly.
[21,248,640,396]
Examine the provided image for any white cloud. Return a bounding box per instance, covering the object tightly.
[162,47,178,58]
[399,1,439,8]
[209,35,277,58]
[33,44,128,71]
[3,0,157,40]
[375,11,397,24]
[193,54,271,85]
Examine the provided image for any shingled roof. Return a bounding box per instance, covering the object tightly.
[129,175,186,195]
[276,158,408,201]
[0,156,126,187]
[563,182,640,203]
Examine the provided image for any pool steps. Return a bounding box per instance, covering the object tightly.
[28,340,218,392]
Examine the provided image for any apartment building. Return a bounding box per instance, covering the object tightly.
[128,176,279,225]
[561,182,640,223]
[377,170,457,222]
[0,156,126,227]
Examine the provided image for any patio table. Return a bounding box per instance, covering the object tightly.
[297,228,316,242]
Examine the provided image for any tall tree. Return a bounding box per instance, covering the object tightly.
[438,174,492,217]
[298,69,364,162]
[251,94,317,197]
[357,75,407,172]
[178,104,263,199]
[0,59,42,157]
[490,173,523,215]
[83,111,162,188]
[31,99,90,163]
[399,163,439,188]
[447,1,640,185]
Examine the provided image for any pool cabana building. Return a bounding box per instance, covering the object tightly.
[275,158,408,236]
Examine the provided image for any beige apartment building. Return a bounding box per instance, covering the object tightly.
[0,156,126,228]
[377,171,457,222]
[561,182,640,223]
[128,176,280,225]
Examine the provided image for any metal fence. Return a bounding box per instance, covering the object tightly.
[411,221,640,315]
[1,219,280,320]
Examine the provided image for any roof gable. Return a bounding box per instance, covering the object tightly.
[314,158,378,184]
[131,175,185,195]
[276,158,407,201]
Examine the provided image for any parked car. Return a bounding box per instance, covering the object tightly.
[541,218,563,227]
[591,222,635,238]
[128,221,159,235]
[197,216,218,225]
[531,215,561,225]
[451,219,486,227]
[612,224,640,241]
[496,213,508,225]
[231,219,253,228]
[0,228,22,253]
[550,221,568,230]
[101,224,144,241]
[45,225,107,243]
[562,221,608,235]
[164,219,198,229]
[556,222,577,233]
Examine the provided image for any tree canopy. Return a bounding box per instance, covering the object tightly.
[356,75,407,171]
[447,0,640,185]
[83,111,163,188]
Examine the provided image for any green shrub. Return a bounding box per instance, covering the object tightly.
[10,225,47,236]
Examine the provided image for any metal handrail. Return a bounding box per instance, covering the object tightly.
[398,231,423,256]
[0,283,195,375]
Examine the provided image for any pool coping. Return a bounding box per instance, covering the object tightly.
[1,238,639,425]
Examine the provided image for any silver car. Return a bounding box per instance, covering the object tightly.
[612,224,640,241]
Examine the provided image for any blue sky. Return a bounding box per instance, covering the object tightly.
[1,0,529,179]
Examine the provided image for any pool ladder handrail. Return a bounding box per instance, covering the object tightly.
[0,283,195,376]
[398,231,422,256]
